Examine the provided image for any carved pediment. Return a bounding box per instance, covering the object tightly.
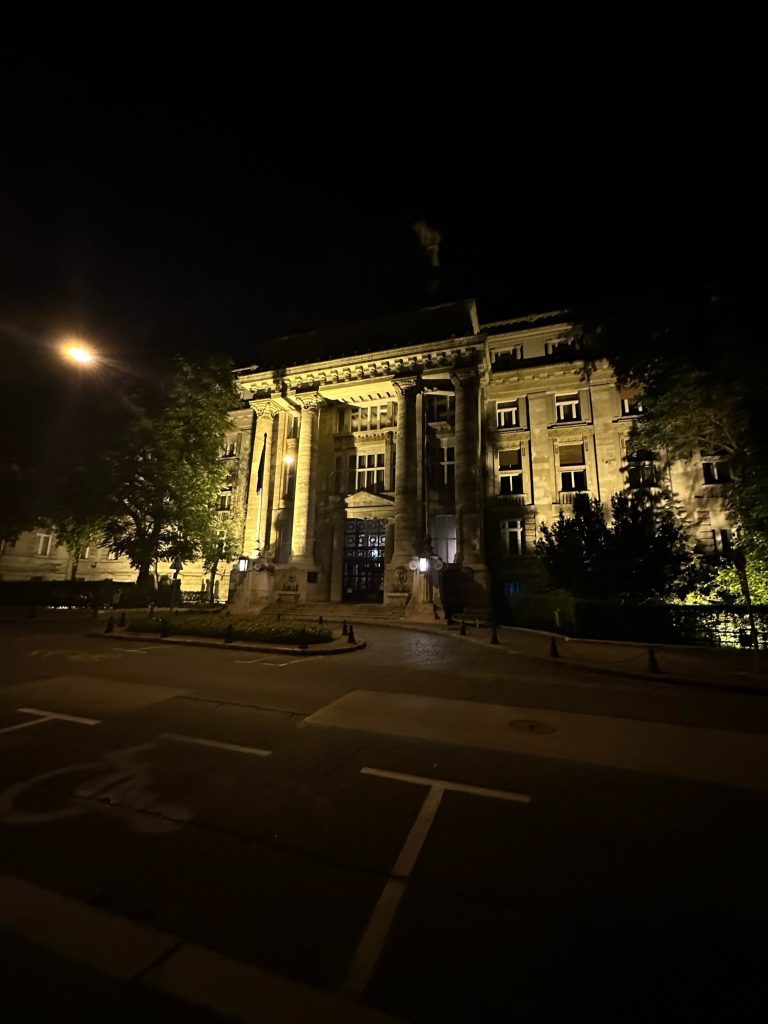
[344,490,395,516]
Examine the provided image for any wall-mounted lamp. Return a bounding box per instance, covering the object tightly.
[418,556,429,573]
[283,453,295,465]
[237,555,250,572]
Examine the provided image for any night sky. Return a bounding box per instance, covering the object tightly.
[2,30,765,375]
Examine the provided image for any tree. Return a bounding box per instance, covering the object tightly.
[199,508,243,604]
[99,357,239,592]
[536,491,693,602]
[573,279,768,564]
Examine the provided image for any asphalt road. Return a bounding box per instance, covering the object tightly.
[1,616,767,1021]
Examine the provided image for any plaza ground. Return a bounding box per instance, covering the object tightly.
[1,616,767,1020]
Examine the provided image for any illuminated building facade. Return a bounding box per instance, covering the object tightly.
[0,300,733,613]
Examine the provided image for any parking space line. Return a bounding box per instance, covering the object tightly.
[0,707,100,733]
[159,733,272,757]
[345,767,530,996]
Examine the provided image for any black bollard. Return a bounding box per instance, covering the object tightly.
[648,647,660,674]
[148,603,155,618]
[550,635,560,658]
[319,615,323,625]
[347,623,356,644]
[342,619,348,636]
[160,618,169,638]
[118,611,126,628]
[460,619,467,636]
[104,615,114,634]
[224,623,234,644]
[490,623,500,645]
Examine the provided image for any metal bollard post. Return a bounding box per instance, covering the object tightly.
[225,623,234,644]
[160,618,169,638]
[648,647,660,674]
[347,623,356,644]
[104,615,114,634]
[118,611,126,628]
[319,615,323,625]
[490,623,500,645]
[342,619,348,636]
[460,619,467,636]
[550,635,560,658]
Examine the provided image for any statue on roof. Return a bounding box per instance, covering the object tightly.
[412,219,442,269]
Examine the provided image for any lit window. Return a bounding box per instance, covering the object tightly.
[712,528,733,556]
[283,459,296,499]
[217,492,233,511]
[501,518,525,555]
[221,440,237,458]
[106,549,119,561]
[286,417,299,440]
[431,515,457,564]
[496,400,519,428]
[555,394,581,422]
[498,449,524,496]
[36,533,53,557]
[702,454,732,484]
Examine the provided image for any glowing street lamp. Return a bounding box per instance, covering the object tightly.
[60,338,98,366]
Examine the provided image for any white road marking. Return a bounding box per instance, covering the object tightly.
[361,767,531,804]
[18,707,100,725]
[234,658,294,666]
[160,733,272,757]
[345,767,530,995]
[0,708,100,733]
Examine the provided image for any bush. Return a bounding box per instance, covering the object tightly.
[127,614,333,645]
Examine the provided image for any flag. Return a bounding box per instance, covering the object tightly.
[256,432,267,493]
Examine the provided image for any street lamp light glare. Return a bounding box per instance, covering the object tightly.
[60,339,97,366]
[283,454,295,465]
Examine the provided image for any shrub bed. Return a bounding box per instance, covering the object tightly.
[127,614,333,645]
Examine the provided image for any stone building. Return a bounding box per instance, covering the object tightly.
[0,299,733,612]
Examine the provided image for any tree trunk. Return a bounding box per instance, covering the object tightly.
[136,563,156,600]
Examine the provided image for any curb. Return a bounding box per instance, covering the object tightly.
[91,631,366,656]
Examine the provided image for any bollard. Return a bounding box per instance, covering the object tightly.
[159,618,169,638]
[475,618,480,628]
[490,623,500,645]
[550,635,560,658]
[225,623,234,644]
[148,603,155,618]
[460,619,467,636]
[118,611,126,628]
[648,647,661,674]
[319,615,323,625]
[92,605,99,620]
[347,623,356,644]
[342,619,348,636]
[104,615,114,634]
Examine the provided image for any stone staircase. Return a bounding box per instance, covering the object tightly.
[255,601,409,626]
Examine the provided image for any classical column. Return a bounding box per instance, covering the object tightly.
[290,392,322,562]
[241,402,276,558]
[451,368,484,566]
[392,377,420,564]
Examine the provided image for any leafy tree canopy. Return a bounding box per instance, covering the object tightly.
[536,492,693,603]
[572,277,768,561]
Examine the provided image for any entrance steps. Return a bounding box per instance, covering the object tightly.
[256,601,408,625]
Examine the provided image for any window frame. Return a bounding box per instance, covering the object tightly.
[555,394,581,423]
[496,400,519,429]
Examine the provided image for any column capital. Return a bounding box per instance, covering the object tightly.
[293,391,324,412]
[450,367,478,388]
[392,376,421,398]
[250,398,278,418]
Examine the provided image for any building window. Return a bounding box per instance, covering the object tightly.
[492,346,522,368]
[425,394,454,425]
[559,442,587,496]
[106,548,119,561]
[555,394,581,423]
[221,440,237,458]
[702,454,732,484]
[620,397,645,416]
[36,533,54,557]
[217,491,233,511]
[431,515,457,564]
[286,416,299,440]
[626,449,658,489]
[351,404,390,432]
[283,459,296,499]
[498,449,524,496]
[545,339,574,358]
[355,452,385,492]
[501,518,525,556]
[80,544,91,559]
[440,443,455,489]
[496,400,519,429]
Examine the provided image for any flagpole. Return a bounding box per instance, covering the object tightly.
[254,431,267,558]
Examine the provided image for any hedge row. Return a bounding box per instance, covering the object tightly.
[127,614,333,645]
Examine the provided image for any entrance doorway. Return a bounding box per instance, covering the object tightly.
[342,518,385,603]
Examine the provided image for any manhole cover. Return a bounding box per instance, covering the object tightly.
[510,718,557,735]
